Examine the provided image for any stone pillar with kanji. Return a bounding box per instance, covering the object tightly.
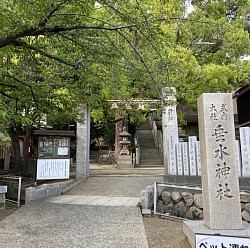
[198,93,242,229]
[161,87,179,175]
[183,93,250,248]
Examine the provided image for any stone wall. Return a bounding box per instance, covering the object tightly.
[25,183,62,203]
[140,187,250,222]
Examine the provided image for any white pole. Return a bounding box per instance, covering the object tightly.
[17,176,22,208]
[153,182,157,215]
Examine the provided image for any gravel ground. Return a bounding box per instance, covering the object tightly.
[0,168,193,248]
[66,172,192,248]
[143,216,191,248]
[0,202,18,222]
[0,205,192,248]
[66,175,163,197]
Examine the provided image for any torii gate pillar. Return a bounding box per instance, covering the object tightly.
[76,104,90,179]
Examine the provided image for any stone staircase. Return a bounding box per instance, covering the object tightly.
[137,120,163,167]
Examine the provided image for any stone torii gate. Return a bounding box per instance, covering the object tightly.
[75,87,179,179]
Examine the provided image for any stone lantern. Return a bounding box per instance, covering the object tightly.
[117,127,133,168]
[119,127,131,155]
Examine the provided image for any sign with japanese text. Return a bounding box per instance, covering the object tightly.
[208,102,236,201]
[37,159,70,180]
[177,143,183,175]
[188,136,198,176]
[182,142,190,175]
[196,233,250,248]
[197,93,242,229]
[239,127,250,177]
[168,136,177,175]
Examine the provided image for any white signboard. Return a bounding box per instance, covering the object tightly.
[58,147,69,156]
[196,234,250,248]
[0,186,7,193]
[37,159,70,180]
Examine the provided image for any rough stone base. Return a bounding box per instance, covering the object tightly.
[117,155,133,168]
[141,209,152,217]
[140,185,154,209]
[183,220,250,248]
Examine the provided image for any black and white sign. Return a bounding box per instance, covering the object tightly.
[37,159,70,180]
[196,234,250,248]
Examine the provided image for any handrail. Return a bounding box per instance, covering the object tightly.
[0,175,22,207]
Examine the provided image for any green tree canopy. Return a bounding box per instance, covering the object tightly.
[0,0,250,171]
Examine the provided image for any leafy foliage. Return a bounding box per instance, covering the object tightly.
[0,0,250,171]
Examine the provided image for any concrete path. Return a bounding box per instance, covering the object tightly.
[0,202,147,248]
[45,195,140,207]
[0,171,164,248]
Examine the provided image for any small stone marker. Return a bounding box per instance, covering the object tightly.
[168,136,177,175]
[182,142,189,175]
[196,141,201,176]
[239,127,250,177]
[141,209,152,217]
[198,93,242,230]
[188,136,197,176]
[235,140,242,176]
[176,143,183,175]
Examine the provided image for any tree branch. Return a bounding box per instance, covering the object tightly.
[0,90,17,100]
[116,29,159,93]
[39,1,68,27]
[13,40,77,67]
[0,27,37,48]
[4,73,39,109]
[0,17,210,48]
[5,73,32,88]
[0,82,18,89]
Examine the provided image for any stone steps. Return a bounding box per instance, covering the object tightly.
[137,120,163,167]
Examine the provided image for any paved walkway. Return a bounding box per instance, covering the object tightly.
[45,195,140,207]
[0,166,164,248]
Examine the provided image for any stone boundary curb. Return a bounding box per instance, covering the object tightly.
[25,183,62,203]
[61,178,86,195]
[25,178,85,204]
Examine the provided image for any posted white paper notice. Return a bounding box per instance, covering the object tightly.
[58,147,69,155]
[37,159,70,180]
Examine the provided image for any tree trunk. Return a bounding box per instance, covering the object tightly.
[9,124,22,173]
[23,125,32,175]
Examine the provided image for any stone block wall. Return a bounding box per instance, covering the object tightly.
[140,187,250,222]
[25,183,62,204]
